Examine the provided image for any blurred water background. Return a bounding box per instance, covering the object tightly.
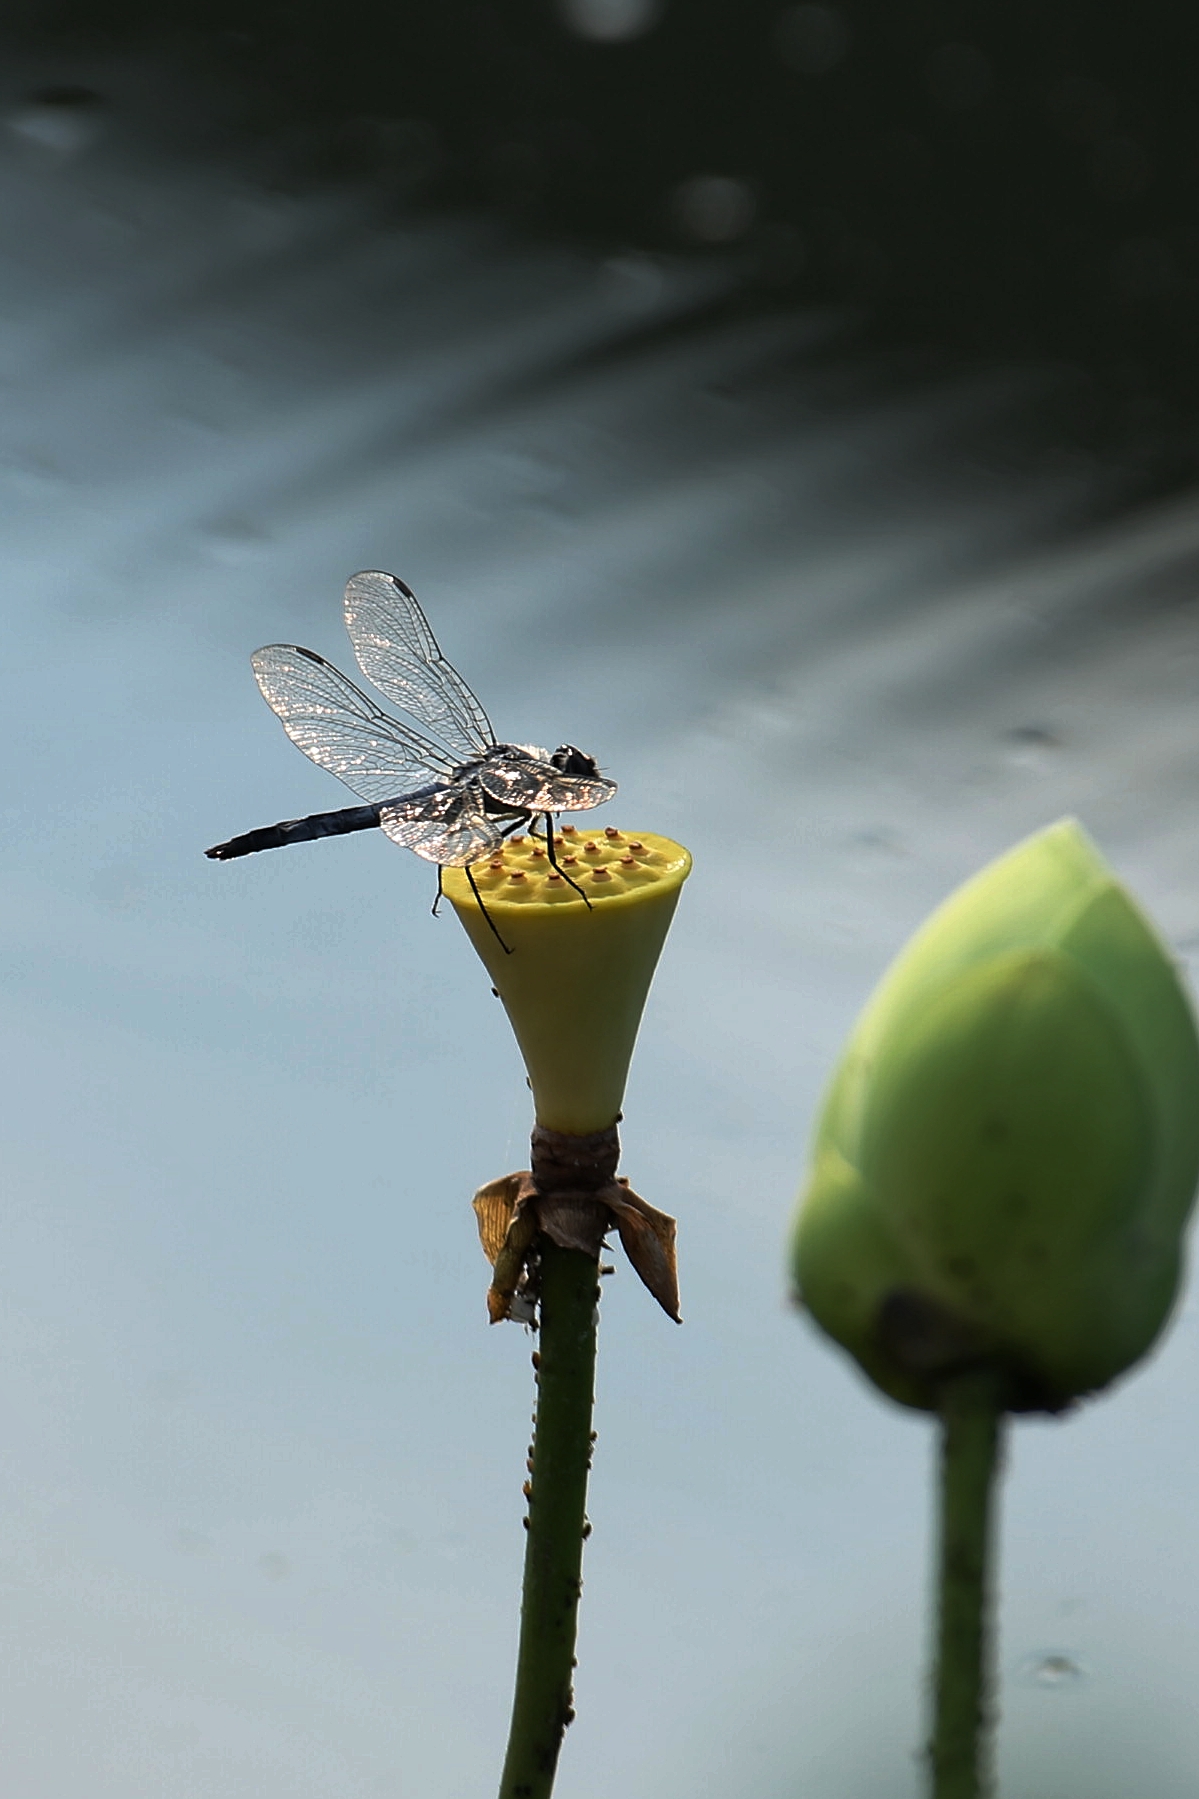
[5,6,1199,1796]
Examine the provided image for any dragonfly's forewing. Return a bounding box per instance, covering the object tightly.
[344,571,496,762]
[250,644,458,804]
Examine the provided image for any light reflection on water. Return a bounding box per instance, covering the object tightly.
[4,44,1199,1799]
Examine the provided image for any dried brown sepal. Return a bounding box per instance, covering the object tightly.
[473,1173,540,1323]
[472,1174,524,1265]
[605,1181,681,1324]
[472,1127,681,1325]
[491,1215,541,1324]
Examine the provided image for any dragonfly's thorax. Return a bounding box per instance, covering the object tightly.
[451,743,549,780]
[453,745,552,822]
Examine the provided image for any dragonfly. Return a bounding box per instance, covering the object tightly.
[205,570,617,946]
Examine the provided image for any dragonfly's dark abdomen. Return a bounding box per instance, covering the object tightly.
[205,802,384,860]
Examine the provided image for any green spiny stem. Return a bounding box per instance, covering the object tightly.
[498,1239,599,1799]
[929,1366,1007,1799]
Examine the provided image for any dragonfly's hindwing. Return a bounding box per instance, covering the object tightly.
[380,783,503,866]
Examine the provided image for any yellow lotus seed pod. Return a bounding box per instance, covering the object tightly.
[443,829,691,1134]
[792,819,1199,1411]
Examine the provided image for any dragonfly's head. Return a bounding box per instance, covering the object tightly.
[550,744,602,778]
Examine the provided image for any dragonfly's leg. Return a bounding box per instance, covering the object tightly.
[542,811,592,909]
[432,866,444,917]
[467,863,513,955]
[499,814,531,841]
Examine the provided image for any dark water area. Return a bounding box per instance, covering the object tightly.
[4,9,1199,1799]
[20,0,1199,489]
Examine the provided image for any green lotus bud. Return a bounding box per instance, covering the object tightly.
[792,819,1199,1412]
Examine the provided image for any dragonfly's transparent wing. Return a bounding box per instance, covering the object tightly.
[251,644,459,804]
[344,570,496,760]
[477,747,617,814]
[380,783,503,866]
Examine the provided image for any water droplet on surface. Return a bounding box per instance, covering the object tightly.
[258,1551,290,1581]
